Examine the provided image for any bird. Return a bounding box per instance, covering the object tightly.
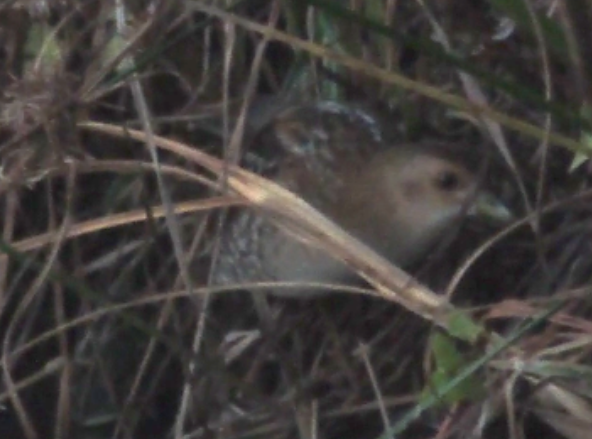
[212,101,511,298]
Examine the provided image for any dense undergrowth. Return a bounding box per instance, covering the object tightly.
[1,1,592,439]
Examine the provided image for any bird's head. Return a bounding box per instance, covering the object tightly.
[339,144,512,266]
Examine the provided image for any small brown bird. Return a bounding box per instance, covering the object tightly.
[214,102,511,297]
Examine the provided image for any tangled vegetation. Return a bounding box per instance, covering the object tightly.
[1,1,592,439]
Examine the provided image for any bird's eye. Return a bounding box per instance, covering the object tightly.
[435,170,461,191]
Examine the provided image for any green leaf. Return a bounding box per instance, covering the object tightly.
[569,105,592,172]
[569,132,592,172]
[24,23,63,73]
[421,332,485,406]
[446,309,484,343]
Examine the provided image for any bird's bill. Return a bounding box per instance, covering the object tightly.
[469,192,513,223]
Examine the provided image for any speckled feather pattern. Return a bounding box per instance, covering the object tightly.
[213,102,386,288]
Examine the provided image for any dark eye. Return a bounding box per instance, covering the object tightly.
[435,171,461,191]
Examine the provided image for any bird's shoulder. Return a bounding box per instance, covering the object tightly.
[242,101,389,173]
